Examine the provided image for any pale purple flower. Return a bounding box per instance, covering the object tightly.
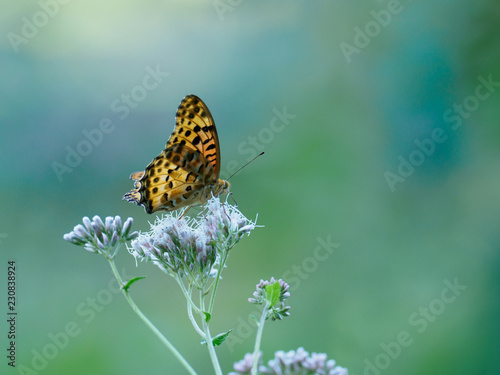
[229,352,264,375]
[249,277,291,321]
[129,197,257,282]
[230,348,348,375]
[64,215,138,258]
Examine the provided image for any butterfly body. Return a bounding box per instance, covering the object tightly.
[124,95,230,214]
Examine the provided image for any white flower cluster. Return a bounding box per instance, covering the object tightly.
[129,197,256,282]
[230,348,348,375]
[64,215,137,257]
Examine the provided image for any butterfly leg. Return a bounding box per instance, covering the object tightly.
[201,195,207,220]
[178,206,193,220]
[229,192,238,207]
[221,193,232,219]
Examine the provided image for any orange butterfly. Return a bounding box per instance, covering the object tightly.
[123,95,230,214]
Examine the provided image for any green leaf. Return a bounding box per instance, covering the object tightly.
[201,330,233,346]
[265,281,280,306]
[213,329,232,346]
[203,311,211,323]
[250,314,259,325]
[122,276,146,292]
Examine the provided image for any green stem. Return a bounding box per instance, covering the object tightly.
[184,283,206,338]
[107,259,197,375]
[200,288,223,375]
[251,303,268,375]
[175,276,202,314]
[207,250,229,315]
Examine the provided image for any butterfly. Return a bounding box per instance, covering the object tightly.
[123,95,230,214]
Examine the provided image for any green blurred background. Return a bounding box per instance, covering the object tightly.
[1,1,499,374]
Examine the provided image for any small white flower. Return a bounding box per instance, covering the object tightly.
[228,352,263,375]
[234,347,349,375]
[249,278,291,321]
[129,197,257,283]
[64,216,138,258]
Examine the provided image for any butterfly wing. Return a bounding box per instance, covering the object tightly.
[125,144,215,213]
[124,95,222,214]
[169,95,221,177]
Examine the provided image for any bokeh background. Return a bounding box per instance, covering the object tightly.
[1,1,499,374]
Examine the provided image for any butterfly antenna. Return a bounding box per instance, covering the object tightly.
[228,152,265,181]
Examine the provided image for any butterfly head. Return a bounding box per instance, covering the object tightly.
[213,179,231,196]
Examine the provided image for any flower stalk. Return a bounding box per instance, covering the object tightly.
[64,215,197,375]
[128,197,257,374]
[107,259,197,375]
[251,302,269,375]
